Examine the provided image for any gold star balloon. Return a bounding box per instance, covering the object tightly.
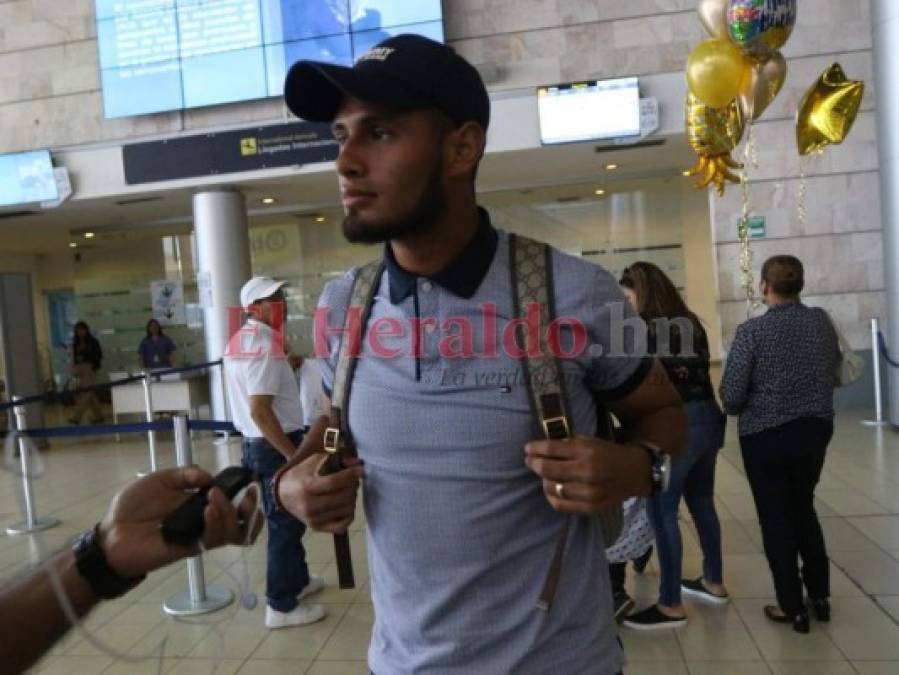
[796,63,865,156]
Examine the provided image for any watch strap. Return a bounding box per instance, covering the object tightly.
[72,524,145,599]
[630,440,667,495]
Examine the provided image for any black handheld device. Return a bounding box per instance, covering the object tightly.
[160,466,256,546]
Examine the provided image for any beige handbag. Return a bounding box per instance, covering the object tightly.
[831,319,864,387]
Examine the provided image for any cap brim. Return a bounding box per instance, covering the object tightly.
[246,280,288,305]
[284,61,428,122]
[261,280,288,299]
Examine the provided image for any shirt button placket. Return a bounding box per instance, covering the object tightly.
[418,279,439,377]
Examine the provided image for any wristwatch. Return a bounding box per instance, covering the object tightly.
[72,524,145,599]
[631,440,671,495]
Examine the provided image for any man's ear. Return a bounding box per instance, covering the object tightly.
[445,121,486,180]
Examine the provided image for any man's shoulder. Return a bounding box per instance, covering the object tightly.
[735,312,770,339]
[495,230,612,283]
[546,241,621,306]
[318,262,383,309]
[548,244,612,282]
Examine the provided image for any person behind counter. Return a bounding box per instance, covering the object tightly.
[138,319,177,370]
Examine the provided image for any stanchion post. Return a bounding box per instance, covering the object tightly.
[6,397,60,535]
[219,361,230,423]
[137,370,158,476]
[163,414,233,616]
[863,318,889,427]
[213,361,233,447]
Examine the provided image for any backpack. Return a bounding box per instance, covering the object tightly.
[320,233,623,611]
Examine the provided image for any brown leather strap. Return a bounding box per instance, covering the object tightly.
[319,422,355,589]
[509,233,574,612]
[536,517,570,612]
[323,260,384,590]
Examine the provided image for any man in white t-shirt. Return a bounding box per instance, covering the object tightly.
[224,276,325,629]
[289,355,328,430]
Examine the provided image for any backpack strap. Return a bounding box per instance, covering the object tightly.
[322,259,384,589]
[509,233,623,611]
[509,233,572,611]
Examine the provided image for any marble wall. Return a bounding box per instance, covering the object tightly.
[0,0,883,348]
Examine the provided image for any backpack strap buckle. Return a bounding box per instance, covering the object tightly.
[541,415,570,440]
[323,427,340,455]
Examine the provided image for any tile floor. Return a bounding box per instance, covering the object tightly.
[3,409,899,674]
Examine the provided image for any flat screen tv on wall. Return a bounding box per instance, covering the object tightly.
[95,0,444,118]
[0,150,58,207]
[537,77,642,145]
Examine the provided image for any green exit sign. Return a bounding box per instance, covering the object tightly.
[738,216,766,239]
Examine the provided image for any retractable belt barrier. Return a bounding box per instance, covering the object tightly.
[6,419,236,439]
[5,414,238,538]
[5,411,242,618]
[861,319,890,427]
[0,360,224,414]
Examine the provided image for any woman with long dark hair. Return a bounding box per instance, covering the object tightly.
[620,262,729,630]
[68,321,104,425]
[720,255,838,633]
[138,319,177,369]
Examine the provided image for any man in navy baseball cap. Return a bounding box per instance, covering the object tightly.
[278,29,678,675]
[284,33,490,130]
[283,33,491,246]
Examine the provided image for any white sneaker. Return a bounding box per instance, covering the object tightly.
[265,602,326,629]
[298,575,325,601]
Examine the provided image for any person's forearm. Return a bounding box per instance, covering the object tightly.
[0,548,98,674]
[619,402,687,461]
[275,415,328,476]
[296,415,328,463]
[251,407,300,459]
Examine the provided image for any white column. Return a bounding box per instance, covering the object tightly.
[872,0,899,424]
[193,189,251,421]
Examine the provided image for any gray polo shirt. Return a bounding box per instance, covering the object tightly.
[317,222,649,675]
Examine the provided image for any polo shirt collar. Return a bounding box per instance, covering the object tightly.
[385,207,498,304]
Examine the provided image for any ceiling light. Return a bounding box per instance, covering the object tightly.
[605,163,619,171]
[69,242,77,248]
[261,197,276,205]
[315,216,326,223]
[594,189,606,196]
[84,232,95,239]
[682,170,692,177]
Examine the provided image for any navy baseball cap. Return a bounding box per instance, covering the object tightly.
[284,34,490,130]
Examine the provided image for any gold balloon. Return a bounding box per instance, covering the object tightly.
[686,39,745,109]
[698,0,729,39]
[797,63,865,156]
[685,94,745,196]
[739,51,787,120]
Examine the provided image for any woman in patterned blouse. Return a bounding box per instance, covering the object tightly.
[618,262,729,631]
[720,255,839,634]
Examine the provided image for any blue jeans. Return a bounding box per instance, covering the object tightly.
[242,430,310,612]
[648,398,726,607]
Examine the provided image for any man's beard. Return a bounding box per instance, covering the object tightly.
[342,160,446,244]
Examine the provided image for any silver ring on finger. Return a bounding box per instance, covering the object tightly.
[555,482,565,499]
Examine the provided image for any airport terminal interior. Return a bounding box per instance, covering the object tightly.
[1,0,898,673]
